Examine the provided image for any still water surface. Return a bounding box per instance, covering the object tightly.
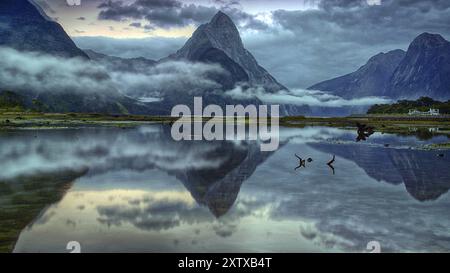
[1,125,450,252]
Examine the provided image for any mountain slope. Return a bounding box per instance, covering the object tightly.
[85,49,157,73]
[0,0,88,58]
[387,33,450,100]
[0,0,160,115]
[161,11,309,116]
[165,11,287,92]
[309,33,450,100]
[308,49,406,99]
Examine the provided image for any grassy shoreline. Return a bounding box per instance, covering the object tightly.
[0,111,178,129]
[2,111,450,125]
[2,111,450,147]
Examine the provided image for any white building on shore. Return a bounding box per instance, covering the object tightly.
[408,108,440,116]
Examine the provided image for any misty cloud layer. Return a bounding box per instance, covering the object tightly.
[109,60,227,98]
[0,47,226,101]
[0,45,392,110]
[0,47,115,95]
[225,85,392,107]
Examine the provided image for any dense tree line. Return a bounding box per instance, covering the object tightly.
[367,97,450,114]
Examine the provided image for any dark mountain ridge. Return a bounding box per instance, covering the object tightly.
[387,33,450,100]
[159,11,309,116]
[309,49,406,99]
[165,11,287,93]
[309,33,450,100]
[84,49,157,73]
[0,0,157,114]
[0,0,88,58]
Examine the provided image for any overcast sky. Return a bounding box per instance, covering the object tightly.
[35,0,450,88]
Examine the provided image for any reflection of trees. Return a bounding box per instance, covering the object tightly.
[393,128,437,140]
[0,168,87,252]
[415,129,434,141]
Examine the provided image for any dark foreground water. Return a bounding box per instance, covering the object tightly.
[1,125,450,253]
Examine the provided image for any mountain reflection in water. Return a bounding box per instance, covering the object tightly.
[1,125,449,252]
[311,143,450,201]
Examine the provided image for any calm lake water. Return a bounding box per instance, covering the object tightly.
[2,125,450,253]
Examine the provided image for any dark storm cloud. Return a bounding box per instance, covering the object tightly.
[97,0,268,30]
[129,22,142,28]
[128,22,154,30]
[97,0,216,27]
[318,0,368,9]
[309,0,450,42]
